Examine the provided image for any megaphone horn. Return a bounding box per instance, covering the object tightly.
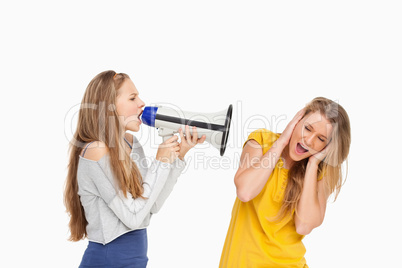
[141,104,233,156]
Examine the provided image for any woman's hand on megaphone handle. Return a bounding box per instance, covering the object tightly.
[156,135,180,164]
[178,125,207,160]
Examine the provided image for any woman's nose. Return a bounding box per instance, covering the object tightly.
[304,134,314,148]
[138,97,145,108]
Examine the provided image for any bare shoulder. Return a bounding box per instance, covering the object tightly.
[81,141,109,161]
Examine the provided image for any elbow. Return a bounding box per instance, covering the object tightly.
[295,220,322,236]
[296,224,313,236]
[236,189,253,203]
[295,208,325,236]
[150,203,160,214]
[234,174,258,202]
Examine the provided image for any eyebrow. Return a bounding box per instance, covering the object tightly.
[129,93,138,96]
[306,123,328,140]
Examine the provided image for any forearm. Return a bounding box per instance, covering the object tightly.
[107,160,172,229]
[295,161,324,235]
[151,158,186,214]
[235,140,285,202]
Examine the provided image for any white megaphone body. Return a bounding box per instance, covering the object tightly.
[141,104,233,156]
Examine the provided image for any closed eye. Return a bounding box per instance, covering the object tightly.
[129,93,138,101]
[305,125,325,142]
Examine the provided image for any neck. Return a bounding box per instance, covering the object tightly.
[123,133,133,153]
[123,132,133,143]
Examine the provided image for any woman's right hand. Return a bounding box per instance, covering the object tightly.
[277,108,305,147]
[156,135,180,164]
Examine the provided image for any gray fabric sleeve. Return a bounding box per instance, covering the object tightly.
[130,134,186,214]
[150,158,186,214]
[94,159,172,229]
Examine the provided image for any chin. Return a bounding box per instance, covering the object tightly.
[129,127,141,132]
[126,122,141,132]
[289,152,305,162]
[294,154,310,162]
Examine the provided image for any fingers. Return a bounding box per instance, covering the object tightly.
[291,109,305,124]
[162,137,179,148]
[162,141,180,149]
[295,108,305,119]
[185,125,192,143]
[168,141,180,160]
[191,126,198,144]
[178,125,206,146]
[169,141,180,148]
[165,134,178,143]
[159,135,178,149]
[288,109,305,129]
[286,109,305,133]
[179,127,185,141]
[312,143,331,163]
[312,151,326,163]
[156,138,180,163]
[198,135,206,144]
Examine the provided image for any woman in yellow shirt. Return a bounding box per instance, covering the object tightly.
[220,97,351,268]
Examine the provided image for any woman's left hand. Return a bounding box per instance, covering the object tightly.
[309,142,332,166]
[178,125,206,160]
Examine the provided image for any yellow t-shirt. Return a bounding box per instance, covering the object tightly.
[220,129,308,268]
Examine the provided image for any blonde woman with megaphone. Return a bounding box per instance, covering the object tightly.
[64,70,206,268]
[220,97,351,268]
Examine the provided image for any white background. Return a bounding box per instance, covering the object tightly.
[1,1,401,267]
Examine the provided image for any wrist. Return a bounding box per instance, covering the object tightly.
[179,148,190,160]
[156,156,170,163]
[178,152,187,161]
[274,138,287,151]
[307,157,320,168]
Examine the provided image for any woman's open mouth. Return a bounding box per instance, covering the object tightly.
[295,142,309,155]
[138,110,143,123]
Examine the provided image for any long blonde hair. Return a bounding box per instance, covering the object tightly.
[64,70,143,241]
[278,97,351,220]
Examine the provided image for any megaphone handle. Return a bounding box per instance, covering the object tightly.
[158,128,176,142]
[162,135,173,142]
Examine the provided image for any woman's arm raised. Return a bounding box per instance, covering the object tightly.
[295,146,331,235]
[234,139,286,202]
[235,109,304,202]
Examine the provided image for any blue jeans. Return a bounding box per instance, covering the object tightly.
[79,229,148,268]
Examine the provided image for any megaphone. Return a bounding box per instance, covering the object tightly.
[141,104,233,156]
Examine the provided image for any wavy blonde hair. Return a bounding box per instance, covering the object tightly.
[277,97,351,220]
[64,70,143,241]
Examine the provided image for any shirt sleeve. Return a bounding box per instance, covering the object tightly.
[150,158,186,214]
[92,158,172,230]
[244,129,280,155]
